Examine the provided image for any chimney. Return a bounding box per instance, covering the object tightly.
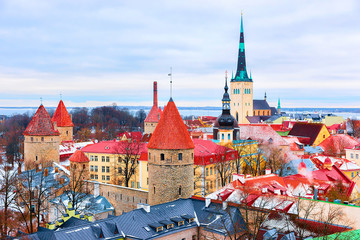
[44,168,49,177]
[153,81,158,108]
[222,201,228,210]
[265,169,271,175]
[137,203,151,213]
[205,198,211,208]
[233,174,245,184]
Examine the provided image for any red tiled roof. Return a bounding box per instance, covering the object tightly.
[141,133,152,143]
[147,99,195,150]
[288,122,327,145]
[23,105,60,136]
[193,139,237,165]
[238,124,289,146]
[69,150,89,163]
[51,100,74,127]
[144,105,161,123]
[319,134,359,155]
[81,140,147,155]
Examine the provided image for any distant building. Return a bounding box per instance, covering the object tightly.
[288,122,330,146]
[51,100,74,143]
[23,104,60,169]
[144,81,162,134]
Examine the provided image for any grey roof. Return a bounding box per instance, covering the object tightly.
[253,99,270,110]
[25,198,247,240]
[18,167,70,195]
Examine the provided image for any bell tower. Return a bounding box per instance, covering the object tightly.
[147,98,195,205]
[230,14,253,124]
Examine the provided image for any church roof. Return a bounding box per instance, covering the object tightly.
[147,99,194,150]
[24,105,60,136]
[69,150,90,163]
[253,100,270,110]
[52,100,74,127]
[144,105,162,123]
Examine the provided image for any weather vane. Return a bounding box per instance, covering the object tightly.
[168,67,173,98]
[40,97,43,105]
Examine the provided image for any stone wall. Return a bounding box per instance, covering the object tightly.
[24,135,60,169]
[144,122,157,134]
[87,180,148,215]
[148,148,194,205]
[55,126,73,142]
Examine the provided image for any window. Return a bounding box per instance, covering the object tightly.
[137,182,140,188]
[106,175,110,181]
[118,157,122,163]
[131,181,135,188]
[210,167,213,175]
[192,153,193,159]
[178,153,182,160]
[147,178,149,185]
[356,154,359,160]
[102,166,105,172]
[352,172,354,178]
[179,186,182,195]
[118,180,122,185]
[95,156,98,161]
[228,134,230,140]
[94,175,98,180]
[160,153,165,160]
[41,137,44,141]
[106,166,110,173]
[206,168,209,176]
[178,221,184,226]
[222,133,224,140]
[210,181,213,189]
[95,166,98,172]
[118,167,122,174]
[91,174,94,179]
[149,153,151,160]
[102,156,105,162]
[154,186,156,194]
[351,153,354,159]
[102,175,105,180]
[66,130,68,136]
[83,164,85,169]
[31,137,33,142]
[90,165,94,171]
[90,155,94,161]
[106,156,110,162]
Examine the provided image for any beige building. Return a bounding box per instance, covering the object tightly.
[23,104,60,169]
[346,144,360,165]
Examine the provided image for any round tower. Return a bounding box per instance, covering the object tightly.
[147,98,195,205]
[23,104,60,170]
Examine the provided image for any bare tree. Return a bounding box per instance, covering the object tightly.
[261,144,287,176]
[0,164,18,237]
[215,146,235,188]
[112,140,142,188]
[347,118,360,138]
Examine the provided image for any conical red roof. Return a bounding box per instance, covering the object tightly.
[144,105,161,123]
[147,99,194,150]
[23,105,60,136]
[69,150,90,163]
[51,100,74,127]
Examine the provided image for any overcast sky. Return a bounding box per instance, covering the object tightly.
[0,0,359,108]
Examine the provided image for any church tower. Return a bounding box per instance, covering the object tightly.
[147,98,195,206]
[230,15,253,124]
[23,105,60,170]
[52,100,74,143]
[213,74,240,145]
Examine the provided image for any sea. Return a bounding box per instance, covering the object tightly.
[0,106,360,120]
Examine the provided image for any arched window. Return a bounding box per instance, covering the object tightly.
[83,164,85,169]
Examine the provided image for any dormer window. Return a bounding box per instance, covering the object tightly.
[178,221,184,226]
[156,226,163,232]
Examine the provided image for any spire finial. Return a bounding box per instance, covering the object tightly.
[40,97,43,105]
[60,92,62,100]
[224,70,228,93]
[264,91,267,100]
[168,67,173,99]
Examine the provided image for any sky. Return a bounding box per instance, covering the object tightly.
[0,0,359,109]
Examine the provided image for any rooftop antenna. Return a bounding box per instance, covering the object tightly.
[168,67,173,98]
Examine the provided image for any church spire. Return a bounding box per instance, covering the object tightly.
[222,71,231,113]
[232,14,251,82]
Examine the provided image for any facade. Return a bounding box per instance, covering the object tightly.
[144,81,162,134]
[288,122,330,146]
[346,144,360,165]
[23,104,60,169]
[51,100,74,143]
[147,98,195,205]
[69,150,90,184]
[230,15,253,124]
[81,140,147,188]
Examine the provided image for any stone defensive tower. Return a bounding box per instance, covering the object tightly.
[144,81,162,134]
[69,150,90,191]
[23,105,60,170]
[230,15,253,124]
[51,100,74,143]
[147,98,195,205]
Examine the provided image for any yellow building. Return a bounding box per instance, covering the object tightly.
[81,140,147,189]
[288,122,330,146]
